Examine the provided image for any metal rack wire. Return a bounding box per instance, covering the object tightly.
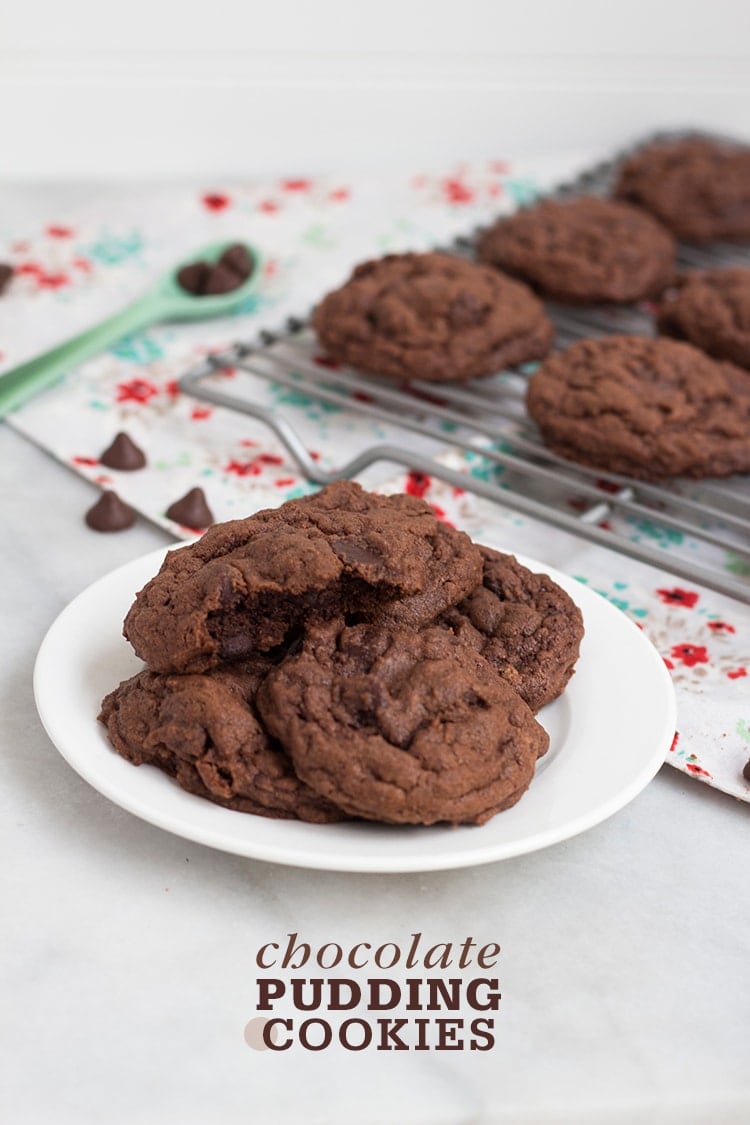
[180,132,750,604]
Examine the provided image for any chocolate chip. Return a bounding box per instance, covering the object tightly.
[99,432,147,471]
[0,264,13,295]
[743,758,750,782]
[85,491,136,532]
[165,487,214,529]
[218,243,253,281]
[177,261,211,295]
[330,539,383,569]
[203,262,244,296]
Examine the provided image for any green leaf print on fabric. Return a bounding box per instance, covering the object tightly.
[111,333,165,364]
[84,230,144,266]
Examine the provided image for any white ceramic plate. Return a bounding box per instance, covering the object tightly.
[34,541,676,873]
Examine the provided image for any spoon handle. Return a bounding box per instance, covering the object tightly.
[0,289,170,418]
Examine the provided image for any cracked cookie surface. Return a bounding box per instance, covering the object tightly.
[526,335,750,480]
[312,251,554,383]
[123,481,482,673]
[477,196,675,305]
[658,267,750,369]
[256,619,549,826]
[99,658,345,822]
[438,547,584,712]
[614,138,750,243]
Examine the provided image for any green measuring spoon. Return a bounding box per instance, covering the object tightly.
[0,240,262,418]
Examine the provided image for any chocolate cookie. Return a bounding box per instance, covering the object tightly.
[312,251,554,383]
[256,619,549,826]
[614,138,750,243]
[98,658,344,822]
[657,268,750,369]
[526,335,750,480]
[477,196,675,305]
[438,547,583,711]
[124,482,482,674]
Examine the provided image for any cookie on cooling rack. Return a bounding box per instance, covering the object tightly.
[312,251,554,383]
[123,481,482,673]
[476,196,675,305]
[256,618,549,826]
[657,267,750,369]
[614,137,750,243]
[437,546,584,712]
[99,658,345,822]
[525,335,750,480]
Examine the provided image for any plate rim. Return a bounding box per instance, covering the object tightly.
[33,542,677,873]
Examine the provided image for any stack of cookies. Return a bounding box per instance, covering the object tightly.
[312,137,750,482]
[100,482,583,827]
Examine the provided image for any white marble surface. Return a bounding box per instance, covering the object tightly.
[1,421,749,1125]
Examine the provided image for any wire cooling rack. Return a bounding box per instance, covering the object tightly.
[180,132,750,605]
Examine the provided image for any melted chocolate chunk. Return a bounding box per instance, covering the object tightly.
[99,432,147,471]
[743,758,750,783]
[85,491,136,532]
[165,487,215,529]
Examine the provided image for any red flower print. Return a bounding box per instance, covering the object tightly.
[72,455,98,466]
[37,272,69,290]
[164,380,180,398]
[225,458,262,477]
[669,732,680,752]
[429,504,454,526]
[686,763,712,778]
[670,643,709,667]
[442,178,474,204]
[727,667,747,680]
[116,378,159,404]
[405,471,431,499]
[313,354,341,370]
[224,454,282,477]
[707,621,736,633]
[16,261,42,276]
[281,179,311,192]
[46,225,74,238]
[190,407,212,420]
[202,193,230,211]
[657,587,699,608]
[275,477,296,487]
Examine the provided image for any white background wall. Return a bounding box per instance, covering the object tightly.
[2,0,750,177]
